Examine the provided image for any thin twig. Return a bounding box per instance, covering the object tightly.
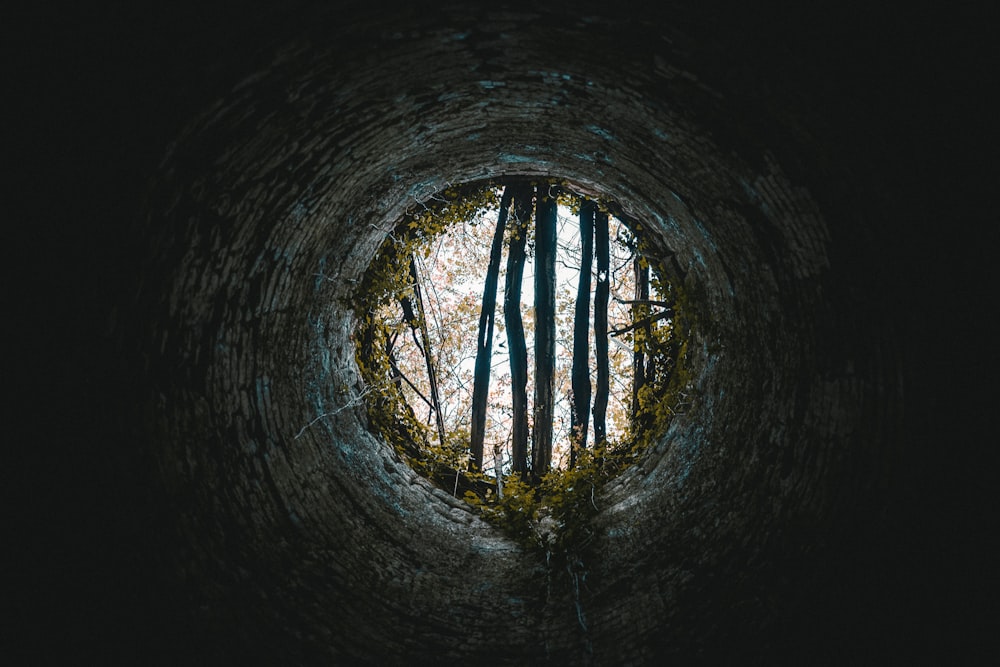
[294,383,379,439]
[608,309,673,337]
[612,296,674,308]
[389,358,435,410]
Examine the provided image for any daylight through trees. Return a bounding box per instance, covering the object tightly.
[355,181,684,505]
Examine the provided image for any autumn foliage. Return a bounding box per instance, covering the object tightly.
[354,180,690,542]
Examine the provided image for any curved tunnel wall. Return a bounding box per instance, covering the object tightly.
[123,3,908,664]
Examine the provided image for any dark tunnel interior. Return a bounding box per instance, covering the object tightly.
[12,1,996,664]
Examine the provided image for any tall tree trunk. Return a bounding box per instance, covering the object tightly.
[631,255,650,416]
[407,257,446,449]
[531,184,557,482]
[469,186,513,471]
[504,185,532,477]
[593,209,610,448]
[570,198,595,467]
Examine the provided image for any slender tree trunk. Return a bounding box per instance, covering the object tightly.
[570,198,595,467]
[593,209,610,447]
[504,185,532,477]
[532,184,557,483]
[407,257,446,449]
[470,187,513,471]
[631,255,650,415]
[493,442,505,498]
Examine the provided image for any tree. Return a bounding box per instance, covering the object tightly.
[469,187,513,470]
[532,183,557,483]
[570,198,595,467]
[592,208,610,447]
[504,184,533,476]
[631,255,650,415]
[403,256,446,448]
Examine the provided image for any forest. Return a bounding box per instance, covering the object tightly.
[354,180,691,543]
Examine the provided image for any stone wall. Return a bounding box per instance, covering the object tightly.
[15,1,993,665]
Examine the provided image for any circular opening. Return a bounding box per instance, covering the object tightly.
[352,177,692,540]
[124,6,907,660]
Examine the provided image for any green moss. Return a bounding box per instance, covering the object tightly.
[353,178,695,562]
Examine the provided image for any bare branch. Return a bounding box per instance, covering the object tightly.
[389,357,436,410]
[613,296,675,308]
[609,309,673,337]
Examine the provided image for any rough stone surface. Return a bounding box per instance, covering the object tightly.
[133,6,901,661]
[14,2,994,665]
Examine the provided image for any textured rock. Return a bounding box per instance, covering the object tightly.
[125,5,904,663]
[17,2,993,665]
